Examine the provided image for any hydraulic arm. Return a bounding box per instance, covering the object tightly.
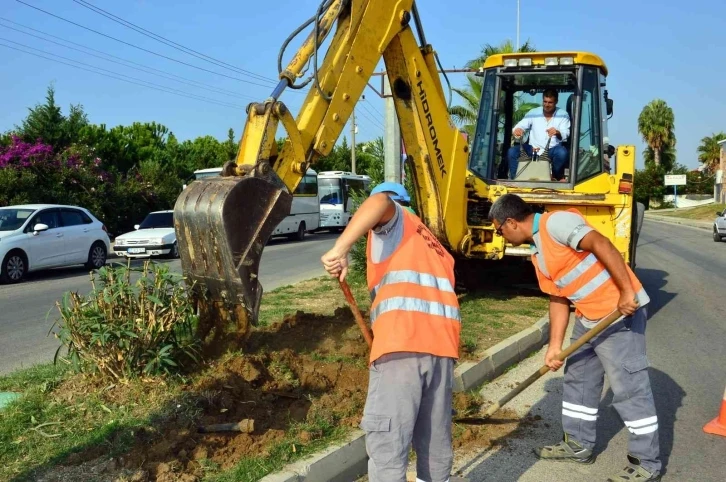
[174,0,470,343]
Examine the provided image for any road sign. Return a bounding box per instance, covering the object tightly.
[664,174,687,186]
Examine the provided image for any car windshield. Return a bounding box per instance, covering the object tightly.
[139,212,174,229]
[0,208,35,231]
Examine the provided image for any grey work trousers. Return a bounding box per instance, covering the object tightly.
[562,306,661,473]
[360,352,455,482]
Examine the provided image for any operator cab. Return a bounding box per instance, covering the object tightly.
[468,52,614,188]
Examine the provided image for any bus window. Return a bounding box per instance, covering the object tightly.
[319,178,342,204]
[294,173,318,196]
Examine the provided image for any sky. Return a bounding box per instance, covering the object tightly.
[1,0,725,170]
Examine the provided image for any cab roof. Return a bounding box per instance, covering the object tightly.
[482,51,608,76]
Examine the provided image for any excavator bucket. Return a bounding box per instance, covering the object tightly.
[174,165,292,347]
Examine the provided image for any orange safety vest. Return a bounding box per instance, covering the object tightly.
[531,209,644,320]
[366,208,461,363]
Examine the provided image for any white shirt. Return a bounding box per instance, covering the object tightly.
[513,106,571,151]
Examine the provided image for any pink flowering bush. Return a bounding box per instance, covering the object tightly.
[0,137,163,235]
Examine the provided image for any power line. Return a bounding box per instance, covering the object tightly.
[72,0,274,84]
[15,0,280,90]
[362,91,385,118]
[358,103,385,130]
[0,22,259,102]
[1,40,248,110]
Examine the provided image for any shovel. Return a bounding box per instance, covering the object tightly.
[338,279,374,348]
[454,306,632,425]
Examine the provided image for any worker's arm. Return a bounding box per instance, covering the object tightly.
[545,295,571,371]
[321,193,396,280]
[578,230,638,315]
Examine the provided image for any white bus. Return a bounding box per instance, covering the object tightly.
[317,171,371,231]
[190,167,320,241]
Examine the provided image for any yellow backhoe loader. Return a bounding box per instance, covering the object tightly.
[174,0,643,343]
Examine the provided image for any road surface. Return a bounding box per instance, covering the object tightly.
[455,219,726,481]
[0,233,339,375]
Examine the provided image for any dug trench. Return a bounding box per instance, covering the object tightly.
[35,307,542,482]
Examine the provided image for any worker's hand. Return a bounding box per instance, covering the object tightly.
[321,245,350,281]
[545,346,564,371]
[513,128,524,138]
[546,127,559,137]
[617,291,639,317]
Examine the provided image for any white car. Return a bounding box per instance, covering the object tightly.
[0,204,111,283]
[113,210,178,259]
[714,207,726,242]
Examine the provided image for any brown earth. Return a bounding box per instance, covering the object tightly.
[40,307,537,482]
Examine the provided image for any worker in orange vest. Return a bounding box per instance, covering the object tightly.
[321,182,461,482]
[488,193,661,482]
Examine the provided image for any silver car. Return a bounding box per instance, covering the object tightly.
[714,207,726,242]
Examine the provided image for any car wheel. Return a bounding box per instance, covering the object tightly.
[85,241,107,269]
[714,229,722,243]
[1,250,27,284]
[167,241,179,259]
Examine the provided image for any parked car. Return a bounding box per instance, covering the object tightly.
[714,207,726,242]
[0,204,111,283]
[113,210,178,259]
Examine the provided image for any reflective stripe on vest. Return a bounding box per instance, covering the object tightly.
[370,296,461,325]
[554,252,598,290]
[370,269,456,300]
[567,269,611,301]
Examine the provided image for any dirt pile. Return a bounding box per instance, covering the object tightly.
[43,308,540,482]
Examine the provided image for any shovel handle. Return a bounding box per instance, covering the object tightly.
[339,279,374,348]
[478,306,630,419]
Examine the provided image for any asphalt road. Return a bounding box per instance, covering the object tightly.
[0,232,339,375]
[456,219,726,481]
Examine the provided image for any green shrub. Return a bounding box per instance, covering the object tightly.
[52,260,200,380]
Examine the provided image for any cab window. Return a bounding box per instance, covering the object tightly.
[575,67,604,181]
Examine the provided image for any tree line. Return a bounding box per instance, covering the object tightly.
[0,86,385,236]
[636,99,717,207]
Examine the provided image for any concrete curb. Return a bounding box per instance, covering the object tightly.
[259,430,367,482]
[453,315,550,392]
[644,213,713,231]
[259,314,551,481]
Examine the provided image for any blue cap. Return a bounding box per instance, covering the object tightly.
[370,182,410,203]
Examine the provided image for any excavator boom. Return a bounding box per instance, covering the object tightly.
[174,0,469,345]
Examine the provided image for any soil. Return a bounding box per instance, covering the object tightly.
[40,307,541,482]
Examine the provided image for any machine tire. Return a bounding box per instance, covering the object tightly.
[1,250,28,284]
[85,241,107,270]
[628,203,645,269]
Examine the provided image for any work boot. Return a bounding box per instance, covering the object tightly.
[533,433,595,464]
[607,455,661,481]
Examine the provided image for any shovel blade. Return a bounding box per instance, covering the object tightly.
[174,170,292,343]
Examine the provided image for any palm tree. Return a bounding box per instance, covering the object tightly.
[697,132,726,173]
[642,145,676,172]
[637,99,675,168]
[449,39,537,136]
[466,39,537,70]
[450,75,482,138]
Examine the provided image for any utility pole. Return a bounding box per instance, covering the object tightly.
[516,0,520,50]
[350,108,356,174]
[383,76,401,183]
